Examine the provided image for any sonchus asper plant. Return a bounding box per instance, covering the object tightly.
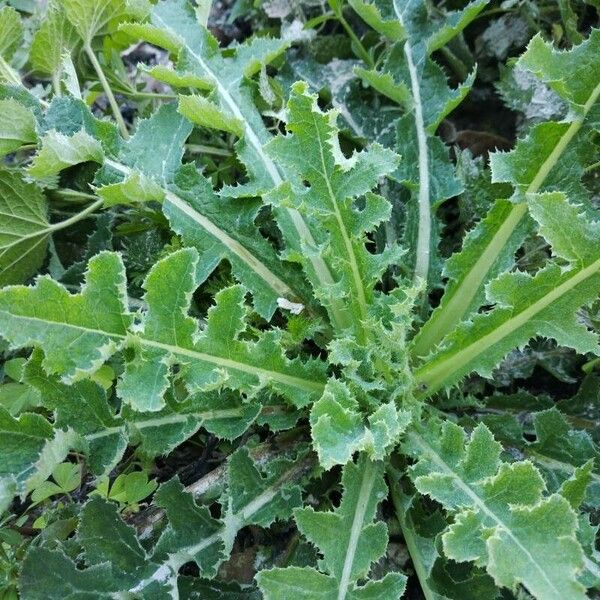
[0,0,599,598]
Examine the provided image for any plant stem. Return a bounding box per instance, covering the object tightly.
[338,458,378,600]
[415,253,600,395]
[387,466,437,600]
[413,77,600,358]
[0,56,22,87]
[124,91,177,100]
[49,198,104,233]
[84,44,129,139]
[185,143,232,157]
[405,42,431,285]
[439,45,468,81]
[53,188,100,202]
[52,71,62,96]
[391,0,431,286]
[582,356,600,373]
[338,13,374,68]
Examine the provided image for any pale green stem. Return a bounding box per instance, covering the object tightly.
[582,356,600,373]
[387,466,437,600]
[338,13,374,68]
[405,41,431,286]
[84,44,129,139]
[413,77,600,358]
[49,198,104,233]
[104,158,300,302]
[185,143,232,157]
[439,45,468,81]
[52,71,62,96]
[124,91,177,100]
[391,0,431,286]
[338,457,378,600]
[415,254,600,395]
[54,188,100,202]
[0,55,22,87]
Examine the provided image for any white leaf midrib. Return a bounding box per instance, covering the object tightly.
[0,310,324,394]
[408,430,567,597]
[416,256,600,392]
[150,12,349,331]
[337,459,378,600]
[103,158,296,300]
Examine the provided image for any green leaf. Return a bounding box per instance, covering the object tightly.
[167,163,309,319]
[310,379,409,468]
[28,129,104,180]
[415,193,600,394]
[96,103,308,319]
[267,82,399,343]
[121,0,287,196]
[96,170,165,206]
[121,248,324,410]
[526,409,600,506]
[517,30,600,114]
[0,170,49,286]
[0,249,325,412]
[415,27,600,355]
[258,456,406,600]
[352,0,484,285]
[0,251,131,380]
[29,2,80,76]
[30,462,80,503]
[97,471,157,505]
[411,200,531,359]
[41,96,120,156]
[123,0,351,333]
[489,121,593,204]
[23,350,126,478]
[20,548,119,599]
[0,99,36,158]
[178,94,244,137]
[0,406,79,498]
[19,450,309,596]
[347,0,406,41]
[405,421,587,599]
[20,348,260,493]
[388,490,499,600]
[62,0,131,44]
[0,6,22,61]
[139,63,214,91]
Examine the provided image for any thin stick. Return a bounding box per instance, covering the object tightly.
[84,44,129,139]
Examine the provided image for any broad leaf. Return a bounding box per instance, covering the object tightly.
[415,193,600,394]
[20,450,308,597]
[352,0,485,284]
[0,6,22,61]
[0,249,325,412]
[405,420,587,599]
[29,2,80,76]
[122,0,352,333]
[413,28,600,356]
[28,129,104,179]
[258,456,407,600]
[62,0,133,44]
[0,170,49,286]
[267,82,400,343]
[0,99,36,158]
[0,407,79,498]
[97,103,309,319]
